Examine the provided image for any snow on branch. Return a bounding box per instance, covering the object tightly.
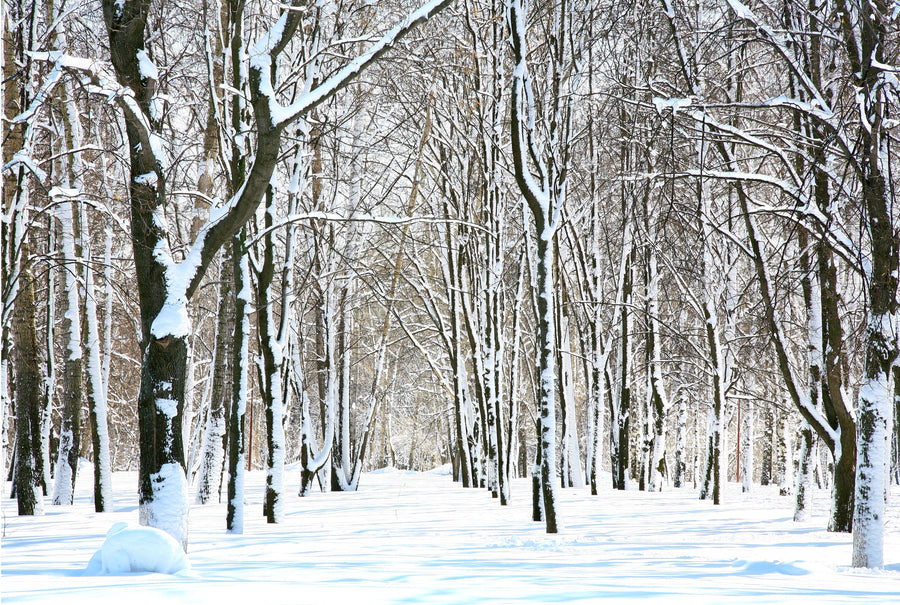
[652,97,692,114]
[28,51,168,173]
[507,0,551,216]
[723,0,835,122]
[3,153,48,182]
[246,211,491,248]
[165,0,454,315]
[255,0,454,130]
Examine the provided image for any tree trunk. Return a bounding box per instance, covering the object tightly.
[740,401,753,493]
[12,242,44,516]
[258,189,286,522]
[558,313,583,489]
[674,396,687,488]
[52,200,83,507]
[761,406,773,486]
[84,251,113,511]
[645,233,666,492]
[614,250,633,490]
[195,246,234,504]
[795,421,815,521]
[39,221,55,495]
[777,411,793,496]
[226,235,249,533]
[534,230,559,533]
[447,217,473,487]
[847,0,898,569]
[892,365,900,486]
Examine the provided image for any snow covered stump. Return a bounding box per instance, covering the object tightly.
[85,522,191,575]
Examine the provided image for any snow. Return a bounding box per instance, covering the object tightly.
[148,134,167,170]
[155,397,178,418]
[726,0,756,21]
[3,468,900,603]
[134,171,158,187]
[149,300,191,340]
[85,522,190,575]
[249,13,288,63]
[652,97,692,114]
[136,50,158,82]
[661,0,675,18]
[261,0,452,129]
[139,463,190,549]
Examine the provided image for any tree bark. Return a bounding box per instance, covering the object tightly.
[12,242,44,516]
[226,234,249,533]
[845,0,899,569]
[52,200,83,507]
[195,246,234,505]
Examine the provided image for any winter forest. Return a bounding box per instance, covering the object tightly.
[3,0,900,589]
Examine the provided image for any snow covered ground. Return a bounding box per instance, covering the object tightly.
[3,465,899,603]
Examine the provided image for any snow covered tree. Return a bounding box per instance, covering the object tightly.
[3,0,47,517]
[508,0,584,532]
[92,0,452,546]
[840,0,899,570]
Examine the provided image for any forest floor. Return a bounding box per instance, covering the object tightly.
[2,464,900,603]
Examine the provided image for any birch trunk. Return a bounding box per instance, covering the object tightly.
[674,395,686,488]
[84,248,113,511]
[39,223,55,494]
[645,226,666,492]
[559,314,583,489]
[795,420,815,521]
[508,0,575,533]
[51,198,82,507]
[258,188,286,522]
[740,401,753,493]
[194,246,233,504]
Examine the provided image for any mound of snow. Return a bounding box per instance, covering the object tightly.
[732,559,810,576]
[425,463,453,476]
[85,522,190,575]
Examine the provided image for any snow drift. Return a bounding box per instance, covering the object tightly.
[84,522,190,575]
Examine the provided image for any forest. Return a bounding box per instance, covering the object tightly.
[2,0,899,574]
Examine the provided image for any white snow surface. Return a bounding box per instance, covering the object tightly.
[3,467,900,603]
[85,522,190,575]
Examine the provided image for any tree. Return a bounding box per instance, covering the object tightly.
[92,0,452,546]
[508,0,582,532]
[4,0,46,517]
[838,0,900,569]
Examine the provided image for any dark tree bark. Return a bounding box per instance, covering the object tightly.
[227,234,249,532]
[5,0,43,517]
[12,242,44,516]
[508,0,570,533]
[614,251,633,491]
[840,0,899,568]
[195,245,234,505]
